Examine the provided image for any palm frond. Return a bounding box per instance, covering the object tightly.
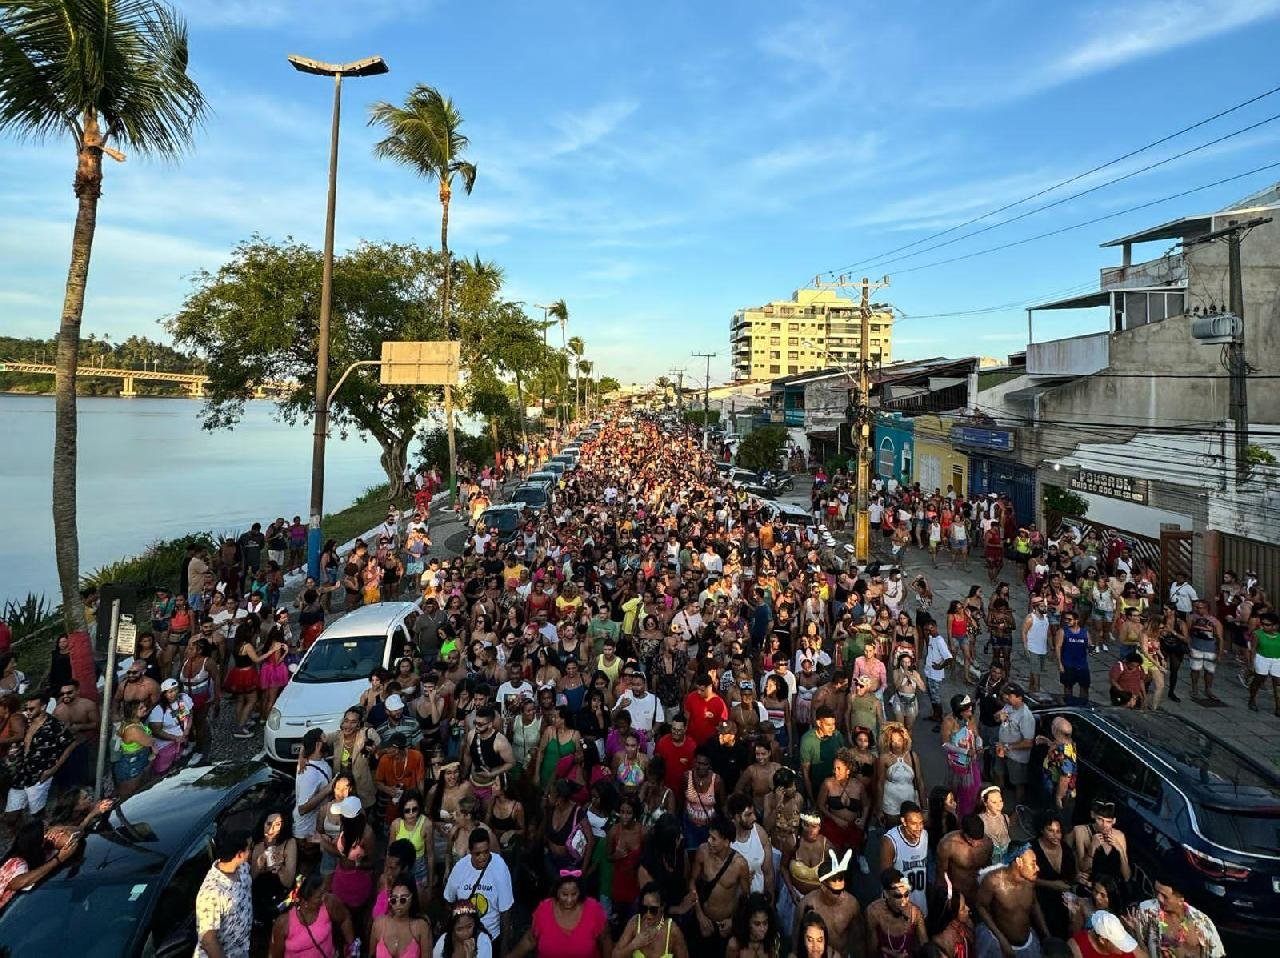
[368,82,475,191]
[0,0,206,152]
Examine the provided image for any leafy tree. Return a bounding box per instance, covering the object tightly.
[168,236,442,499]
[736,427,787,472]
[370,85,477,500]
[0,0,207,630]
[596,376,621,396]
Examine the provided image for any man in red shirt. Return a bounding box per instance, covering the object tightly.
[654,715,697,791]
[1108,653,1147,708]
[683,673,729,747]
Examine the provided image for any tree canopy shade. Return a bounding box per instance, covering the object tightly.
[168,237,444,500]
[0,0,207,630]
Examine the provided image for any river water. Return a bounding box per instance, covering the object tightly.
[0,394,388,607]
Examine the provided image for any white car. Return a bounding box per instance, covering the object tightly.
[264,601,418,766]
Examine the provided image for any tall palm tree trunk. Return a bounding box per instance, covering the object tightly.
[53,115,105,633]
[514,370,528,450]
[439,190,459,506]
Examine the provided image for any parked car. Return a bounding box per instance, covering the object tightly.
[753,498,815,529]
[526,469,559,491]
[479,504,523,543]
[550,453,578,471]
[0,761,292,957]
[541,460,567,478]
[1027,696,1280,943]
[264,601,418,765]
[510,483,550,514]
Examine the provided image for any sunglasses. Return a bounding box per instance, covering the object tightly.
[388,894,412,904]
[404,805,420,813]
[642,903,662,914]
[888,890,911,899]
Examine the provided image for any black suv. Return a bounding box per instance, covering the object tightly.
[1028,696,1280,943]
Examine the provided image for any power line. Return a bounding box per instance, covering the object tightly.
[893,160,1280,275]
[818,82,1280,278]
[841,110,1280,273]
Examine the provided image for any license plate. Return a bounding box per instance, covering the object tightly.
[290,743,302,756]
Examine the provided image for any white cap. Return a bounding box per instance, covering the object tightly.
[160,678,179,692]
[330,795,363,818]
[1090,911,1138,953]
[385,693,404,711]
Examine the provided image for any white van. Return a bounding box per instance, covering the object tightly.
[264,601,418,766]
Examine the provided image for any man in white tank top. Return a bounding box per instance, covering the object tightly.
[880,801,929,917]
[728,793,774,898]
[1021,601,1051,692]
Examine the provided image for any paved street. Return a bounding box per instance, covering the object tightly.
[774,475,1280,772]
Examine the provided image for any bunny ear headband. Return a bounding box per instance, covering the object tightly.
[817,848,853,883]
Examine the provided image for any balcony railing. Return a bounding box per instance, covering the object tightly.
[1100,254,1186,291]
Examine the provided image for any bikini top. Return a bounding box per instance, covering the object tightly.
[631,916,674,958]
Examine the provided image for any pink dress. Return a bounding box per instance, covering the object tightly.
[530,897,607,958]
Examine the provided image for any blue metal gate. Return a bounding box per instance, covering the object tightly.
[968,455,1036,528]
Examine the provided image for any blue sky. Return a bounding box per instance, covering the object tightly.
[4,0,1280,385]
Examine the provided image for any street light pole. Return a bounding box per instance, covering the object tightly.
[288,54,389,579]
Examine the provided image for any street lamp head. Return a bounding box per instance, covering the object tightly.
[287,54,389,77]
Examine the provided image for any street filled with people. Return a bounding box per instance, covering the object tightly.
[1,414,1257,958]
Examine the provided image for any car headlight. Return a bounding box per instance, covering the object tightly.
[267,708,282,731]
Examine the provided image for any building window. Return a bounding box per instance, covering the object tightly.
[788,365,798,374]
[900,446,912,483]
[769,365,780,374]
[787,351,798,361]
[770,337,779,346]
[770,322,781,331]
[952,463,964,492]
[787,338,798,346]
[878,437,895,478]
[769,351,780,360]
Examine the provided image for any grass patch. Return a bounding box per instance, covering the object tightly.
[320,484,413,546]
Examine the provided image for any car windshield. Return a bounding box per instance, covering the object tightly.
[482,510,519,532]
[514,489,545,505]
[294,634,385,683]
[0,879,149,955]
[1106,709,1280,797]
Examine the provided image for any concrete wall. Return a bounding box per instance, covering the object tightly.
[1027,331,1110,376]
[913,414,968,494]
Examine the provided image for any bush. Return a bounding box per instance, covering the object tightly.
[736,427,787,472]
[81,532,221,601]
[1,593,60,643]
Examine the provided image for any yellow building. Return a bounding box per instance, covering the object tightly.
[912,414,968,495]
[731,288,893,381]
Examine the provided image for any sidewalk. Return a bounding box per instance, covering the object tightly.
[779,476,1280,769]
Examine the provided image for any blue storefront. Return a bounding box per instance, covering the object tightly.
[950,425,1036,526]
[874,413,914,486]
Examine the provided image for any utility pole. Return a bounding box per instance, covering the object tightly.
[692,351,716,450]
[810,273,890,563]
[1184,217,1268,482]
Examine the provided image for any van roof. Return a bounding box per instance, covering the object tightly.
[319,601,417,639]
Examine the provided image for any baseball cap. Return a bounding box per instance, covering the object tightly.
[1089,911,1138,953]
[330,796,363,819]
[160,678,179,692]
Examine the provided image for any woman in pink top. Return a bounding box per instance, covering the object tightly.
[268,873,355,958]
[368,879,432,958]
[508,873,611,958]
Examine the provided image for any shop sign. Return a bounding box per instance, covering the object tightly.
[950,426,1014,452]
[1068,469,1149,504]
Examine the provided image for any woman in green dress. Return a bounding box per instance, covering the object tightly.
[536,704,582,790]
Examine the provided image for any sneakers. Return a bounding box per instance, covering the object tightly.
[1168,692,1181,703]
[1100,644,1110,652]
[232,726,253,739]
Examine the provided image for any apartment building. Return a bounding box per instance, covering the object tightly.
[731,287,893,381]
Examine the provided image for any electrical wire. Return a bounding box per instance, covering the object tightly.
[833,110,1280,274]
[817,81,1280,278]
[893,160,1280,276]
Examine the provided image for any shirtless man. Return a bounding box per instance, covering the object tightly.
[52,678,100,788]
[936,813,993,904]
[974,845,1048,958]
[811,673,851,736]
[114,663,160,719]
[795,849,862,957]
[865,868,927,958]
[735,740,781,815]
[692,815,750,950]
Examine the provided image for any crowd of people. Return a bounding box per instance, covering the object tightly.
[0,415,1249,958]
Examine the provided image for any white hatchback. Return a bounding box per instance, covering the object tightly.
[264,601,418,766]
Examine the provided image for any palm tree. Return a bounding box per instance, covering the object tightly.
[545,299,568,426]
[370,85,477,499]
[577,358,592,416]
[567,335,584,421]
[0,0,206,630]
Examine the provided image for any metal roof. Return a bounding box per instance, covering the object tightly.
[1100,214,1214,248]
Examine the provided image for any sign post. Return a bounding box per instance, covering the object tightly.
[94,600,122,800]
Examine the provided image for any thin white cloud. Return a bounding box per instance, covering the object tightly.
[549,100,639,157]
[932,0,1280,105]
